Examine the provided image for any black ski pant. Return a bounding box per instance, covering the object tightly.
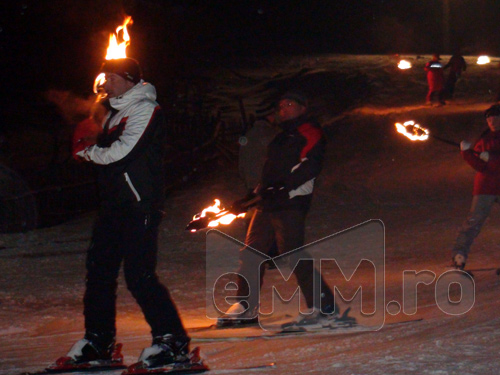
[236,208,337,315]
[83,207,187,342]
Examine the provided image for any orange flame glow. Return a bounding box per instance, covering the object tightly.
[190,199,245,232]
[395,121,429,141]
[477,55,491,65]
[398,60,412,69]
[93,16,133,95]
[106,16,133,60]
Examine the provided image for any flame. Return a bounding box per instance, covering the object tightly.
[398,60,412,69]
[93,16,133,96]
[477,55,491,65]
[395,121,429,141]
[105,16,133,60]
[190,199,245,232]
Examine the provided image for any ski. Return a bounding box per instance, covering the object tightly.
[212,362,276,373]
[463,267,500,278]
[191,317,423,342]
[447,266,500,278]
[188,320,259,333]
[20,344,127,375]
[20,365,126,375]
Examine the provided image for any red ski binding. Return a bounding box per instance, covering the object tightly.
[123,347,209,375]
[44,343,127,373]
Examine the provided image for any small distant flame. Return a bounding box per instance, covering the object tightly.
[398,60,412,70]
[189,199,245,232]
[477,55,491,65]
[93,16,133,96]
[395,121,429,142]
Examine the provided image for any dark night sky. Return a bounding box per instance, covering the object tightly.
[1,0,500,123]
[2,0,500,90]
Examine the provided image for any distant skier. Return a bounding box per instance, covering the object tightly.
[451,104,500,270]
[424,54,446,106]
[220,91,339,327]
[443,51,467,100]
[50,58,206,374]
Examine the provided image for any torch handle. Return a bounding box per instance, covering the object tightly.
[429,134,460,147]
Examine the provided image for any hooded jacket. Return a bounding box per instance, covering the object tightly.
[77,81,166,212]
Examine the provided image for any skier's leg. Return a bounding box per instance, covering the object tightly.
[235,210,275,316]
[83,211,122,349]
[122,209,187,338]
[452,195,496,264]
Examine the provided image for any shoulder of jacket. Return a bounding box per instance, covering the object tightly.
[297,122,323,134]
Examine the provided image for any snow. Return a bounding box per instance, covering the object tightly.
[3,54,500,374]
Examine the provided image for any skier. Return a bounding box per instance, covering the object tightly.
[220,91,339,328]
[443,51,467,100]
[424,54,446,106]
[451,104,500,270]
[50,58,205,374]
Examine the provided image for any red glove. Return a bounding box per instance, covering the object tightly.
[72,118,101,160]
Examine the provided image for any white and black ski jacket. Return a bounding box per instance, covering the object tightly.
[77,81,166,212]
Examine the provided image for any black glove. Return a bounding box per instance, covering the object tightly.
[230,192,258,214]
[259,185,289,201]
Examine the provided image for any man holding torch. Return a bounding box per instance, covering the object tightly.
[55,58,199,373]
[451,104,500,270]
[219,91,339,327]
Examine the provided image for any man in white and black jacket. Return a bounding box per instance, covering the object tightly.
[60,58,191,371]
[219,91,339,327]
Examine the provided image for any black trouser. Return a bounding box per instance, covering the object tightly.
[83,207,186,341]
[236,208,336,314]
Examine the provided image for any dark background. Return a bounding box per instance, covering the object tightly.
[1,0,500,97]
[1,0,500,231]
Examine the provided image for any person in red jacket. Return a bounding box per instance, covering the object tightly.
[451,104,500,269]
[424,54,446,106]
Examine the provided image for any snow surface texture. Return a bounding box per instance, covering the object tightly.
[2,54,500,374]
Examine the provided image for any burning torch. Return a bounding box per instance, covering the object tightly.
[395,121,460,147]
[186,195,261,232]
[93,16,133,101]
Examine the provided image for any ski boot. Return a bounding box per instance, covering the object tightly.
[46,332,125,372]
[282,304,343,330]
[124,334,208,374]
[452,254,466,270]
[216,301,258,328]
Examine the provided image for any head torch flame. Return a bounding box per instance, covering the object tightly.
[395,121,429,142]
[106,16,133,60]
[93,16,133,95]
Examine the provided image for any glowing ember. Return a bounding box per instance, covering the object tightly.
[93,16,133,95]
[395,121,429,141]
[189,199,245,232]
[398,60,412,69]
[477,55,491,65]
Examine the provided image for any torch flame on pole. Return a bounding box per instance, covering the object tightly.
[398,60,412,70]
[93,16,133,96]
[187,199,246,232]
[477,55,491,65]
[395,121,461,148]
[395,121,429,141]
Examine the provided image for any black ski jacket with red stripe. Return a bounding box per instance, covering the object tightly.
[258,115,326,212]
